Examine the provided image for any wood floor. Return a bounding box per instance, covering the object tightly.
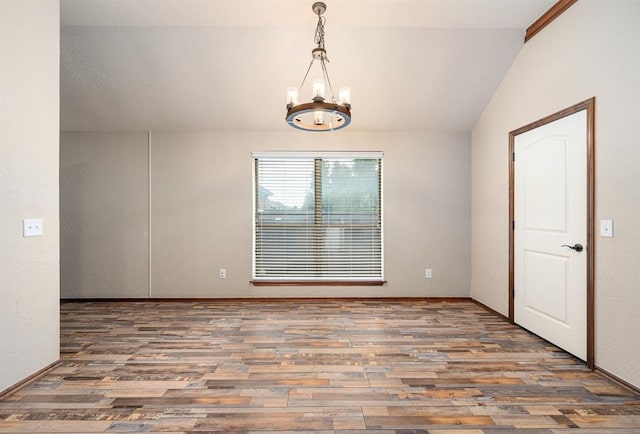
[0,300,639,433]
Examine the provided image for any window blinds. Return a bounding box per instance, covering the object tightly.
[254,153,382,281]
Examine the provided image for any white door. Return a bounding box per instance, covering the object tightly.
[514,110,587,361]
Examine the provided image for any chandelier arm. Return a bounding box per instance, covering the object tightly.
[298,57,316,92]
[320,59,336,102]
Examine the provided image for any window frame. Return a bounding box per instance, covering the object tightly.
[251,151,384,286]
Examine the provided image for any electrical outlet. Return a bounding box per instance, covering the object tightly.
[219,268,227,279]
[23,218,43,237]
[425,268,432,279]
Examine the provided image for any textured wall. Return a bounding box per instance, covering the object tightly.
[60,130,471,299]
[150,131,471,298]
[0,1,60,392]
[60,132,149,298]
[471,0,640,387]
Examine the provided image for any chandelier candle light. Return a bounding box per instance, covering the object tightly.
[286,2,351,131]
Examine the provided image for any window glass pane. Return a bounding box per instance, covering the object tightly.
[255,159,315,278]
[321,159,381,277]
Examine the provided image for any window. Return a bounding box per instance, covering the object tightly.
[253,152,383,284]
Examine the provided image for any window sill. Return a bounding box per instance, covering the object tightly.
[251,280,386,287]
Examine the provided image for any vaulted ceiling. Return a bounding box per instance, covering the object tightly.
[60,0,555,132]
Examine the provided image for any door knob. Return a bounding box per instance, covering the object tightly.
[561,243,584,252]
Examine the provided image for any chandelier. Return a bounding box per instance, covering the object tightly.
[285,2,351,132]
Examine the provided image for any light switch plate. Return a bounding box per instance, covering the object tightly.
[425,268,432,279]
[600,219,613,237]
[23,218,43,237]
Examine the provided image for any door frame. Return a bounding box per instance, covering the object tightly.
[508,97,595,369]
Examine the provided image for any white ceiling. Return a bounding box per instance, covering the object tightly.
[60,0,555,132]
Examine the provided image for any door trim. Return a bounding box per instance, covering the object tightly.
[508,97,595,369]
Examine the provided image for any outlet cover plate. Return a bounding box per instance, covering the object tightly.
[600,219,613,237]
[23,218,43,237]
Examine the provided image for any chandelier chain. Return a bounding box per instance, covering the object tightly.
[299,13,335,99]
[315,15,326,50]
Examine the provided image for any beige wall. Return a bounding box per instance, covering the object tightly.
[60,132,149,298]
[0,1,60,391]
[61,130,471,298]
[471,0,640,387]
